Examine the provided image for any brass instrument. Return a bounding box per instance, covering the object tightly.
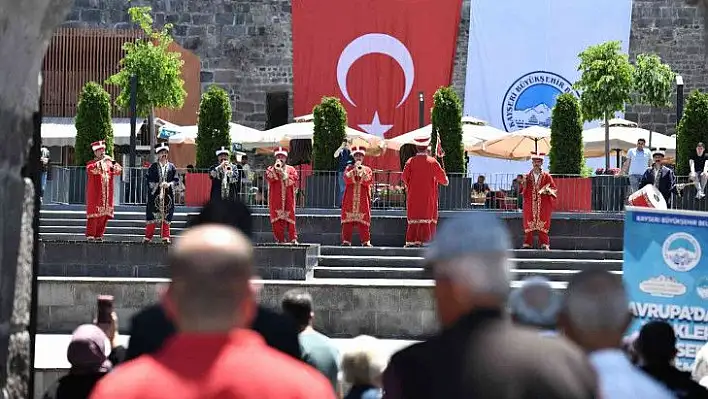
[275,159,284,170]
[221,161,233,199]
[158,163,167,222]
[355,161,364,177]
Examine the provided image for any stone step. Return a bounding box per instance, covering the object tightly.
[317,255,623,271]
[40,225,188,235]
[312,266,622,280]
[40,218,189,228]
[319,246,623,260]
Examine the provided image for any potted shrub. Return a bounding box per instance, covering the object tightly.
[549,93,591,211]
[307,96,347,208]
[431,87,469,209]
[73,82,115,204]
[191,86,232,206]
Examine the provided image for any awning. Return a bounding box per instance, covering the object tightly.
[41,117,183,147]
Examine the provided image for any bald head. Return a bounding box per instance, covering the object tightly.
[168,225,254,332]
[560,269,630,350]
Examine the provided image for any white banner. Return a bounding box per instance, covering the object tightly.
[463,0,633,175]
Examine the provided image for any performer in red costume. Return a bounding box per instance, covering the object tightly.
[521,153,557,250]
[341,146,374,246]
[402,136,449,247]
[85,140,122,241]
[266,147,299,244]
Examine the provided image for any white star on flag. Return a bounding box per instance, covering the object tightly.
[358,111,393,138]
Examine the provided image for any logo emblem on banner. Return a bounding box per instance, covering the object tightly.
[662,232,701,272]
[500,71,575,132]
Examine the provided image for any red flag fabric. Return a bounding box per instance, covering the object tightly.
[435,130,445,158]
[293,0,462,172]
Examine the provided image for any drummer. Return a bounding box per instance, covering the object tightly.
[639,148,679,208]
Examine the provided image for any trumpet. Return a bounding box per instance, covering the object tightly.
[274,159,284,170]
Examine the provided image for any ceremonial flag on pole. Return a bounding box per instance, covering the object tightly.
[293,0,462,171]
[435,129,445,158]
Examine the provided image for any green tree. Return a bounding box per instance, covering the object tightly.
[676,90,708,175]
[574,41,634,169]
[312,96,347,171]
[431,87,464,173]
[633,53,675,147]
[106,6,186,118]
[74,82,114,166]
[549,93,584,175]
[195,86,232,169]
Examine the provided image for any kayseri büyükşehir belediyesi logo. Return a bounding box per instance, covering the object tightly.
[501,71,577,132]
[662,232,701,273]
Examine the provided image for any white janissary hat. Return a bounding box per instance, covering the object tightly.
[91,140,106,151]
[155,143,169,154]
[351,146,366,156]
[274,147,288,157]
[215,146,230,156]
[652,147,666,157]
[413,136,431,147]
[530,152,545,161]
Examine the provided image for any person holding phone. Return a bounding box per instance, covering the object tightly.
[333,139,354,206]
[95,295,126,366]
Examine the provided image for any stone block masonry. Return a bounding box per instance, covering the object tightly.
[66,0,703,134]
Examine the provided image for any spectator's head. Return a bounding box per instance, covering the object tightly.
[186,197,253,238]
[637,138,646,149]
[168,224,255,332]
[424,213,511,327]
[281,289,314,331]
[477,175,485,184]
[558,269,631,352]
[516,174,524,182]
[509,276,560,330]
[67,324,111,374]
[241,155,249,164]
[698,142,705,155]
[341,335,386,387]
[635,320,677,366]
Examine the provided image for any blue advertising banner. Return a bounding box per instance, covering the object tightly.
[624,207,708,370]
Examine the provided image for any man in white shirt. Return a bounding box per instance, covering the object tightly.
[623,138,652,194]
[558,269,673,399]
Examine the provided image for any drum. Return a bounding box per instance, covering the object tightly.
[628,185,667,210]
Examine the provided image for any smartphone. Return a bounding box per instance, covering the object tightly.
[96,295,114,324]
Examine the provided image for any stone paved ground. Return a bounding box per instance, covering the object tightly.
[34,334,416,369]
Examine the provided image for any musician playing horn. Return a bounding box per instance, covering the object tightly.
[640,148,679,208]
[341,146,374,246]
[85,140,122,242]
[144,143,179,244]
[521,153,556,250]
[209,146,241,202]
[265,147,299,244]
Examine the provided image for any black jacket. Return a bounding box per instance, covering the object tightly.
[125,303,301,361]
[642,364,708,399]
[42,373,107,399]
[383,309,598,399]
[640,166,678,206]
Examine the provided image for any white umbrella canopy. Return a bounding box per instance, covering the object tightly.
[388,120,505,151]
[270,121,389,152]
[167,123,272,149]
[582,124,676,158]
[469,126,551,160]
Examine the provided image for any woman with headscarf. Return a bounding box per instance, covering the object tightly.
[42,324,112,399]
[509,276,562,334]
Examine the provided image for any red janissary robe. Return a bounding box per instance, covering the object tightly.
[86,158,121,219]
[341,164,373,225]
[402,154,449,225]
[521,171,557,233]
[265,165,298,224]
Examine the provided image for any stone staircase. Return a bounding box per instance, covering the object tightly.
[315,246,622,282]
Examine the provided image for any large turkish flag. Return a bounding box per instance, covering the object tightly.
[293,0,462,172]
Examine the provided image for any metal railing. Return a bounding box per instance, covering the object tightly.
[40,166,708,213]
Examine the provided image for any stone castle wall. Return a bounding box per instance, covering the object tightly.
[66,0,705,135]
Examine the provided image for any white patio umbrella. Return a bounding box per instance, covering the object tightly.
[389,119,505,151]
[583,122,675,158]
[469,126,551,160]
[167,123,272,149]
[269,121,389,154]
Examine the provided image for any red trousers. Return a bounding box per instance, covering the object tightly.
[524,231,550,247]
[86,216,109,238]
[272,220,297,243]
[405,222,436,246]
[342,222,371,244]
[145,222,171,240]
